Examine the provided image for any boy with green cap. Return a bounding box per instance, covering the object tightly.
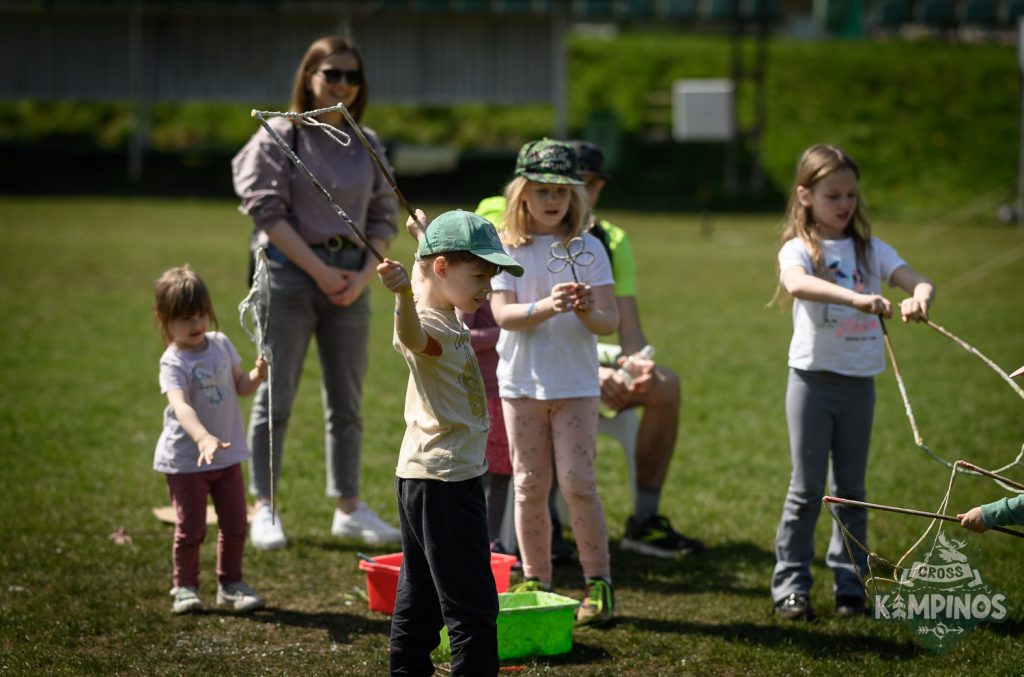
[377,209,522,676]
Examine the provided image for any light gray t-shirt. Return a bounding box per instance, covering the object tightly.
[779,235,907,377]
[492,232,614,399]
[154,332,250,474]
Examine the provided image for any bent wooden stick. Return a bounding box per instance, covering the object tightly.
[823,495,1024,539]
[955,460,1024,492]
[251,109,386,262]
[334,103,426,238]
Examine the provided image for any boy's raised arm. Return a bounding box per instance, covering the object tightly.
[377,258,431,354]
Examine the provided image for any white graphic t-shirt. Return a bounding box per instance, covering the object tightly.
[779,236,907,377]
[492,232,614,400]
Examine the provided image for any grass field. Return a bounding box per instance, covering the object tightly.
[1,196,1022,675]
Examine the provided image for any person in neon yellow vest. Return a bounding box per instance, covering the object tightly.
[475,140,704,559]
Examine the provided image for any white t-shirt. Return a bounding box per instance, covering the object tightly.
[154,332,250,473]
[492,232,615,399]
[779,236,907,377]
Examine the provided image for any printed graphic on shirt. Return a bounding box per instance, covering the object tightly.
[822,255,879,342]
[454,331,487,422]
[193,363,228,405]
[873,528,1006,653]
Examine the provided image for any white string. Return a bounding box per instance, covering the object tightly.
[239,247,275,520]
[249,106,386,262]
[884,319,1024,492]
[257,104,354,149]
[826,465,959,602]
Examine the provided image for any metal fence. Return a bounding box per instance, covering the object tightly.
[0,2,564,105]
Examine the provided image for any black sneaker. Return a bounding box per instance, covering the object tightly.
[620,515,705,559]
[774,593,815,621]
[836,595,869,618]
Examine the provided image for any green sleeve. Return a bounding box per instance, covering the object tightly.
[980,494,1024,528]
[475,195,507,230]
[601,219,637,298]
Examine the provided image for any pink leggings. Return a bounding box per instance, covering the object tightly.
[502,397,609,586]
[165,463,248,589]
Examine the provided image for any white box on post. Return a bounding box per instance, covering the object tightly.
[672,79,735,142]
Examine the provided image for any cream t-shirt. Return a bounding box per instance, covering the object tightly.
[394,308,489,481]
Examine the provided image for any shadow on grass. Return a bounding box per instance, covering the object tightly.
[507,639,613,669]
[300,536,400,557]
[609,540,776,598]
[209,607,391,646]
[622,617,923,659]
[984,618,1024,637]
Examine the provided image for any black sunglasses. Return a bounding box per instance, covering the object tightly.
[318,68,363,86]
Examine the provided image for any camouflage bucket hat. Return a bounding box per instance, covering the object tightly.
[514,138,584,185]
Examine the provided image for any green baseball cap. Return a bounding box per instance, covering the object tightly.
[417,210,524,277]
[514,138,584,185]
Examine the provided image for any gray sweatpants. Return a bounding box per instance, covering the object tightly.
[771,368,874,602]
[248,246,370,500]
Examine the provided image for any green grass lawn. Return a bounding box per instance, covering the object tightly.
[1,196,1022,675]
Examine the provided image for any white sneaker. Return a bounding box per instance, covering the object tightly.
[331,502,401,545]
[170,586,204,614]
[250,504,287,550]
[217,581,265,613]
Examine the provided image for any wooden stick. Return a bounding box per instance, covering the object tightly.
[956,460,1024,492]
[251,110,386,262]
[333,103,426,238]
[925,320,1024,400]
[823,495,1024,539]
[879,317,926,447]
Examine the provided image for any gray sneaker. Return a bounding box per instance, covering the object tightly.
[217,581,265,613]
[170,586,204,614]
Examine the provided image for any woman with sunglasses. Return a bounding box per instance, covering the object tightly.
[232,35,401,550]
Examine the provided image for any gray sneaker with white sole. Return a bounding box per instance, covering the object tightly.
[217,581,265,613]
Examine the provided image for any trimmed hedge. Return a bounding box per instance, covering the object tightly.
[0,33,1016,216]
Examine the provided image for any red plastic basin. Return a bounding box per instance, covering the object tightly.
[359,551,518,614]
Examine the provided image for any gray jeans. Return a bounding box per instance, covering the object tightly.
[771,368,874,602]
[248,246,370,500]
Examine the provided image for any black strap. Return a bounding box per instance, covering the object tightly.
[587,218,614,270]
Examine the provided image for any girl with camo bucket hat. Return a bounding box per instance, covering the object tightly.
[501,139,587,248]
[491,138,620,627]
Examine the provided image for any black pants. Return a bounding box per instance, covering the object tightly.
[389,476,498,677]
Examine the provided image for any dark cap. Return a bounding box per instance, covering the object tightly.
[570,140,610,179]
